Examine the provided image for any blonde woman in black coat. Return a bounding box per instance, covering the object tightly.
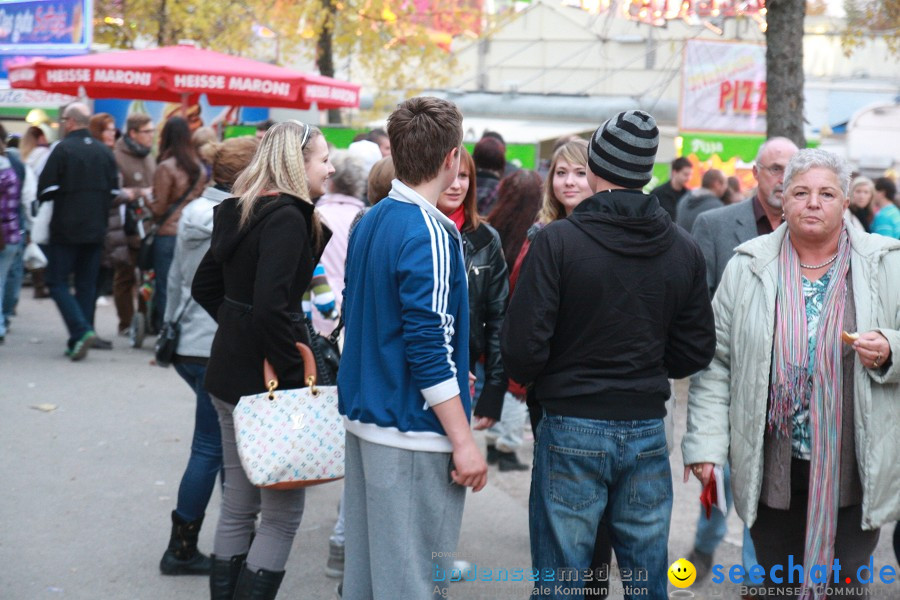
[192,121,333,599]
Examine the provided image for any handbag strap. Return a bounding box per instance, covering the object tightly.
[303,309,343,346]
[171,297,193,325]
[151,170,201,229]
[327,313,344,345]
[263,342,318,399]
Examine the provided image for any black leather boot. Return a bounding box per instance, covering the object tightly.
[210,553,247,600]
[233,564,285,600]
[160,510,213,575]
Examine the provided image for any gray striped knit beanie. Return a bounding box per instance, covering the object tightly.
[588,110,659,189]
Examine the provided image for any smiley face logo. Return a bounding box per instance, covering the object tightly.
[668,558,697,588]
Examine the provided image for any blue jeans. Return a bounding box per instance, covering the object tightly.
[473,360,485,400]
[151,234,176,331]
[173,362,223,522]
[694,463,757,572]
[3,238,24,325]
[0,240,22,336]
[531,415,672,600]
[45,243,101,347]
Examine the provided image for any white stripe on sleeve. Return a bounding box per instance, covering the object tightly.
[419,209,457,381]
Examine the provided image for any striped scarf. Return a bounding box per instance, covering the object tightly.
[768,227,851,600]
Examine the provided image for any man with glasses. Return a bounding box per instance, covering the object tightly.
[37,102,120,360]
[111,114,156,336]
[691,136,799,297]
[684,136,798,594]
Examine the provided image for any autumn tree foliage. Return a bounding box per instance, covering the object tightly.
[94,0,460,118]
[94,0,256,51]
[842,0,900,55]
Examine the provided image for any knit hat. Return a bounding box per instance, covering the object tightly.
[588,110,659,189]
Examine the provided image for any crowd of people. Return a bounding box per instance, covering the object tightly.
[2,97,899,600]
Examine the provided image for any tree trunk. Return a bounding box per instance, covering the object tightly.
[157,0,168,47]
[316,0,342,124]
[765,0,806,147]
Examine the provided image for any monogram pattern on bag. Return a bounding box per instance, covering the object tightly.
[234,387,344,487]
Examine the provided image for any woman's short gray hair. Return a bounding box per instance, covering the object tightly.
[328,150,367,199]
[783,148,851,197]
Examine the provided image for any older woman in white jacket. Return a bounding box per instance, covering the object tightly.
[682,149,900,600]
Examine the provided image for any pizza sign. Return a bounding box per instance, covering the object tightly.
[681,40,766,134]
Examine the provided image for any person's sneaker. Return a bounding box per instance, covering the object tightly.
[486,444,500,465]
[497,450,530,472]
[687,548,714,581]
[93,336,113,350]
[69,330,97,361]
[325,540,344,578]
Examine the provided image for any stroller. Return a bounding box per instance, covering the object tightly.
[127,198,159,348]
[129,270,158,348]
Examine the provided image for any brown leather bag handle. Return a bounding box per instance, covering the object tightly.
[263,342,318,399]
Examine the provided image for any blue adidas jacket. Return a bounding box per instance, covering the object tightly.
[338,180,470,452]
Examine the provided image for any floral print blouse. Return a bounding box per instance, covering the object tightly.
[792,266,835,460]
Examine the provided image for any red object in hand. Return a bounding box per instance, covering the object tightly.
[700,469,718,520]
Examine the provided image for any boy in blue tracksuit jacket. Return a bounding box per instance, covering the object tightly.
[339,97,491,600]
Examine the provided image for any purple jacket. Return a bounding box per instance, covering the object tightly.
[0,156,21,245]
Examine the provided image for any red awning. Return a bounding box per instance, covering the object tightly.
[7,44,360,110]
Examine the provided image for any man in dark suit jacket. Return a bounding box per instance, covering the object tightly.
[685,136,798,586]
[691,137,799,295]
[38,102,119,361]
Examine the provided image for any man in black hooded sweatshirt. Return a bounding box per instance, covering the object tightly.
[501,110,716,600]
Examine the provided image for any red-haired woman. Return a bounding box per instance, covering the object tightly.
[435,146,506,427]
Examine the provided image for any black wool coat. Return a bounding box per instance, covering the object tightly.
[192,193,331,404]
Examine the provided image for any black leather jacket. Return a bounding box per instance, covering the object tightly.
[463,222,509,420]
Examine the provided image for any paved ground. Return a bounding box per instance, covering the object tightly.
[1,289,896,599]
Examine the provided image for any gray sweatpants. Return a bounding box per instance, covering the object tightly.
[212,397,306,573]
[342,431,466,600]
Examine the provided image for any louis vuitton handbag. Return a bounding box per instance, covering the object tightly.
[233,342,345,490]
